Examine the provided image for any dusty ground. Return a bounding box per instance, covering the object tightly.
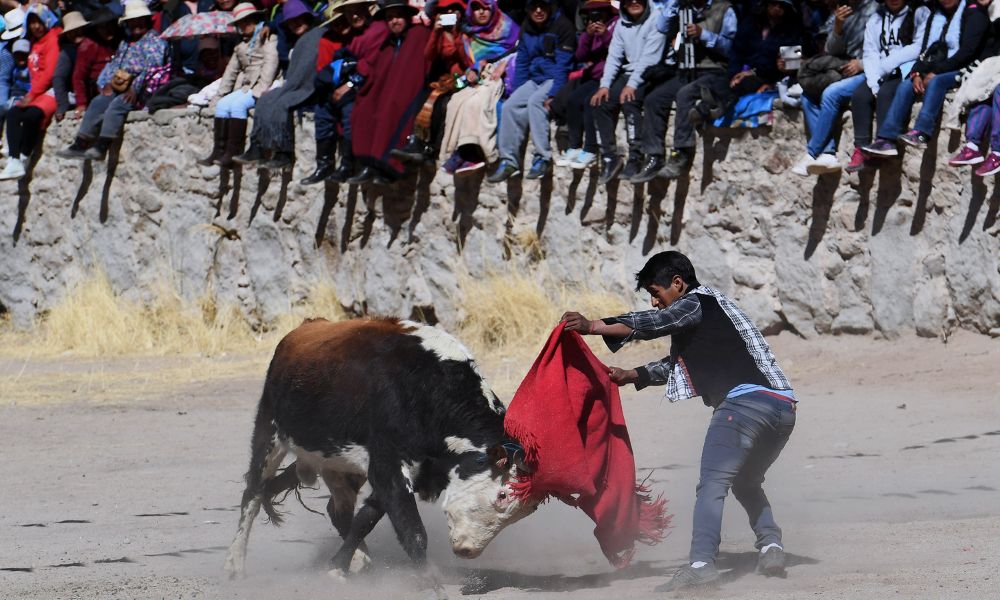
[1,331,998,599]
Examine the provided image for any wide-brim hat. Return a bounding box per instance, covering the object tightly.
[61,11,89,34]
[229,2,263,24]
[767,0,798,11]
[1,7,25,40]
[119,0,154,23]
[580,0,617,13]
[378,0,420,17]
[280,0,318,27]
[89,7,119,26]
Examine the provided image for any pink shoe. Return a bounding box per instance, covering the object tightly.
[974,152,1000,177]
[845,147,866,173]
[949,145,985,166]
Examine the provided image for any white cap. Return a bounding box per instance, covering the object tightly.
[12,38,30,54]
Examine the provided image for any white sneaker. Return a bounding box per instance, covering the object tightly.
[554,148,581,167]
[569,150,597,170]
[0,157,25,181]
[807,152,842,175]
[791,153,814,177]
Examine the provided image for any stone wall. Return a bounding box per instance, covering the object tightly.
[1,106,998,338]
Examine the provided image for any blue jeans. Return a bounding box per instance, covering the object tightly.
[314,89,355,142]
[801,74,865,157]
[690,391,796,565]
[877,70,960,140]
[214,89,256,119]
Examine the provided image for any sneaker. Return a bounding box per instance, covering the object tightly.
[455,159,485,175]
[486,160,521,184]
[630,156,666,183]
[554,148,581,167]
[758,545,786,576]
[653,564,720,592]
[845,147,867,173]
[441,153,463,175]
[0,157,25,180]
[620,155,643,180]
[807,152,841,175]
[569,150,597,170]
[57,141,90,160]
[974,152,1000,177]
[791,153,815,177]
[525,156,552,180]
[949,144,985,166]
[660,148,693,180]
[861,139,898,157]
[898,129,931,149]
[597,156,623,184]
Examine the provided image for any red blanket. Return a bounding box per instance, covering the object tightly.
[504,324,670,568]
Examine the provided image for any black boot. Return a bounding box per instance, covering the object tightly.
[346,166,374,185]
[630,155,666,183]
[84,137,113,161]
[328,140,355,182]
[300,138,337,185]
[198,118,228,166]
[598,155,624,185]
[389,134,429,162]
[218,118,247,168]
[621,153,643,180]
[58,136,94,160]
[233,140,265,165]
[660,148,694,179]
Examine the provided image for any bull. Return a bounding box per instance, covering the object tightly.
[223,318,540,590]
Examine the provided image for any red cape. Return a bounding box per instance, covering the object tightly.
[504,324,671,567]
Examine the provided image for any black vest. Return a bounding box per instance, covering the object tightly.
[672,292,771,407]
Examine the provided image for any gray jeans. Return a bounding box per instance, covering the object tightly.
[79,92,136,140]
[498,79,553,165]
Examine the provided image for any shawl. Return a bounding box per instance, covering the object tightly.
[251,25,324,150]
[504,325,670,568]
[350,24,432,177]
[461,0,518,68]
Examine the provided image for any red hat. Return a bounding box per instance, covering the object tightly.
[436,0,467,10]
[580,0,617,12]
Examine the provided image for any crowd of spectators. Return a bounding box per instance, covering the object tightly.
[0,0,998,186]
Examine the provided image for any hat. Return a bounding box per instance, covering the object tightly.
[61,11,89,34]
[229,2,263,24]
[89,7,118,26]
[280,0,317,26]
[27,4,60,30]
[580,0,617,12]
[1,7,24,41]
[12,38,30,54]
[767,0,798,10]
[434,0,467,12]
[198,36,221,50]
[378,0,419,17]
[119,0,153,23]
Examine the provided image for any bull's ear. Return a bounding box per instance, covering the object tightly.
[487,444,509,468]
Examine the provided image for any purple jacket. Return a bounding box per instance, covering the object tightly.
[574,17,617,82]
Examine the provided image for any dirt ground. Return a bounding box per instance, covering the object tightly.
[1,330,998,600]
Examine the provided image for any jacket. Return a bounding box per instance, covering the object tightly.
[217,31,279,98]
[825,0,877,60]
[73,37,116,108]
[24,27,63,106]
[574,17,616,82]
[655,0,737,72]
[513,8,576,97]
[861,4,930,93]
[97,30,169,93]
[600,2,665,89]
[425,27,474,76]
[912,2,991,76]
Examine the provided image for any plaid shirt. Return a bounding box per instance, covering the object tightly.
[603,285,792,402]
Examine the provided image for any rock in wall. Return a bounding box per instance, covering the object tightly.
[1,106,998,338]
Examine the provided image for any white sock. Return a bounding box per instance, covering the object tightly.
[967,142,979,151]
[760,543,783,554]
[691,561,708,568]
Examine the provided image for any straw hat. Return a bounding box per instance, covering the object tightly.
[119,0,154,23]
[61,11,89,34]
[329,0,378,20]
[1,7,24,41]
[229,2,263,24]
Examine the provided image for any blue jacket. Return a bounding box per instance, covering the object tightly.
[512,8,576,98]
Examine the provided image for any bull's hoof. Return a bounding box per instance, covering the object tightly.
[349,550,373,574]
[327,567,348,582]
[223,552,245,580]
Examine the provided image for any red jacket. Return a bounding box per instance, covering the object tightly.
[73,38,115,108]
[25,26,62,105]
[424,27,472,76]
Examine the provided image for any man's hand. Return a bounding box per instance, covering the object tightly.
[466,69,479,85]
[101,83,114,96]
[122,88,138,105]
[608,366,639,386]
[840,59,862,77]
[620,85,636,103]
[833,5,853,35]
[258,25,271,41]
[730,70,751,88]
[923,72,936,85]
[911,73,925,94]
[332,82,351,102]
[543,97,553,112]
[685,23,702,40]
[590,86,610,106]
[74,105,86,119]
[560,311,594,334]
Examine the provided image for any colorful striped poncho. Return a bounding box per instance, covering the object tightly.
[461,0,518,69]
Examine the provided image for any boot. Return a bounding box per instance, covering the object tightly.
[300,137,337,185]
[346,166,374,185]
[660,148,694,179]
[232,139,265,165]
[197,118,228,166]
[390,134,429,163]
[218,118,247,168]
[84,137,114,161]
[328,140,355,182]
[57,136,93,160]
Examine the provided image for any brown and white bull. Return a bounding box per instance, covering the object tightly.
[224,318,540,589]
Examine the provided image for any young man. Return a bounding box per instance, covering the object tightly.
[561,251,796,592]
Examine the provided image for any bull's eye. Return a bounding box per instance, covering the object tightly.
[497,492,507,500]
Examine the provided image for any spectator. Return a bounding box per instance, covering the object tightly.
[1,39,32,150]
[348,0,433,184]
[862,0,992,157]
[70,7,119,121]
[589,0,665,184]
[300,0,387,185]
[846,0,928,172]
[791,0,876,176]
[233,0,319,170]
[198,3,279,169]
[951,82,1000,176]
[436,0,519,174]
[57,0,168,162]
[637,0,738,182]
[486,0,575,183]
[0,5,61,181]
[52,11,89,121]
[551,0,616,172]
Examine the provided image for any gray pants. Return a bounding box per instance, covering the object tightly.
[79,92,136,140]
[498,79,553,165]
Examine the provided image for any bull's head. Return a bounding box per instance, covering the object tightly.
[442,441,540,558]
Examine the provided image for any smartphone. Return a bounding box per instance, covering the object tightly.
[779,45,802,71]
[438,13,458,26]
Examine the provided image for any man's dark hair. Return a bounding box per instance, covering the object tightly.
[634,251,699,291]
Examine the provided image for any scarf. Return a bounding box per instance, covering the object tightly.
[504,325,670,568]
[251,25,324,150]
[462,0,518,67]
